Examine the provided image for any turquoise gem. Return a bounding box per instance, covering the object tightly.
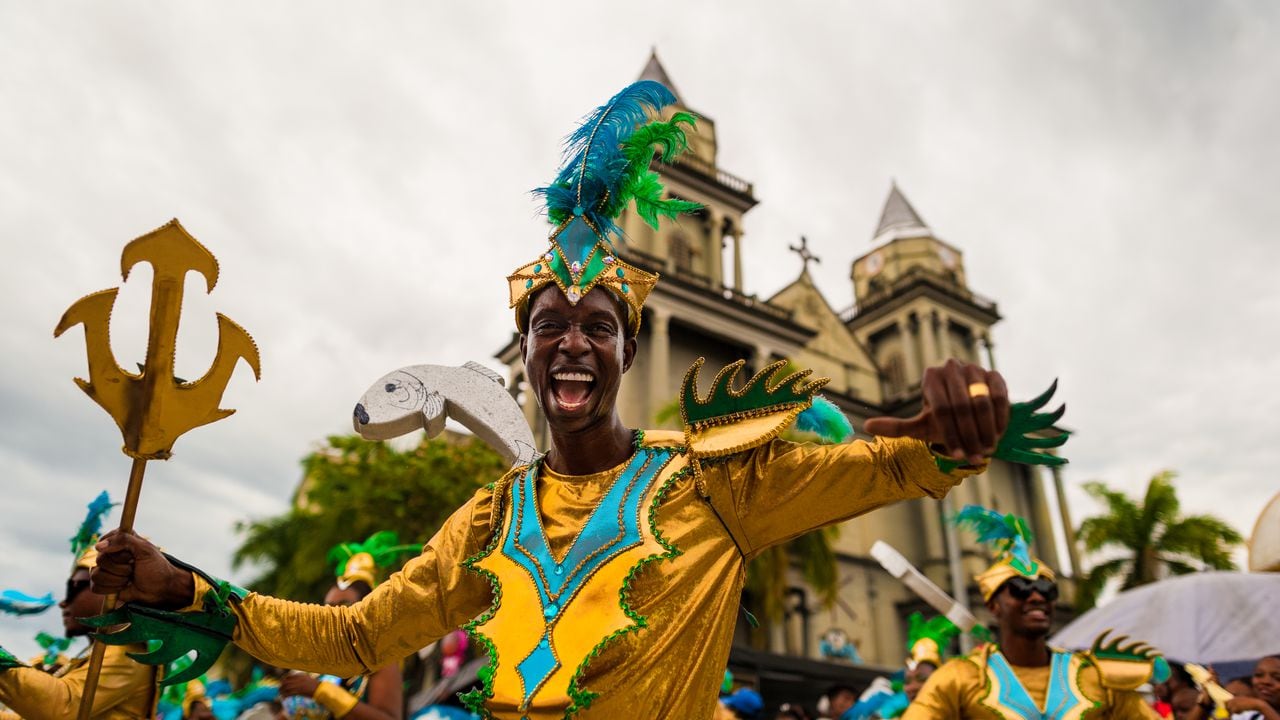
[544,603,558,618]
[615,267,625,278]
[554,565,563,576]
[621,283,630,294]
[573,205,584,216]
[534,263,542,273]
[525,279,533,289]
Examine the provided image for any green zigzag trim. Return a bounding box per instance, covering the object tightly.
[933,380,1069,473]
[563,465,687,718]
[680,358,827,428]
[457,474,518,718]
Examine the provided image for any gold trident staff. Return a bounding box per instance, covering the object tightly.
[54,219,260,719]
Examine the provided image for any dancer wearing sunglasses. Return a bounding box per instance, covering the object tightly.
[0,493,160,719]
[904,506,1167,719]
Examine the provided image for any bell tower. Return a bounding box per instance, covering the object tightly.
[845,183,1001,398]
[615,50,758,293]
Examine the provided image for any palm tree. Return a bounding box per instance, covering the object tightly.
[1076,470,1242,609]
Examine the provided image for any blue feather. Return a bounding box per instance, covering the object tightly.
[70,491,115,556]
[794,396,853,443]
[0,589,55,616]
[953,505,1035,563]
[535,81,678,242]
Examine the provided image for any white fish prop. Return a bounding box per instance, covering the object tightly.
[353,361,537,467]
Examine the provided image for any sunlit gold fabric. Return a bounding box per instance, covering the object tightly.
[0,643,159,719]
[904,646,1159,720]
[205,433,973,719]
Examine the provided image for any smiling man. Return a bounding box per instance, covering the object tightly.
[904,507,1164,719]
[0,493,160,720]
[87,81,1064,719]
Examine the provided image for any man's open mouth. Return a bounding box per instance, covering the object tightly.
[551,371,596,411]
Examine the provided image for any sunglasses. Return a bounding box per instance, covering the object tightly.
[64,579,91,603]
[1003,576,1058,602]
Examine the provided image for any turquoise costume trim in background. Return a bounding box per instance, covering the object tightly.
[986,650,1085,720]
[503,447,675,706]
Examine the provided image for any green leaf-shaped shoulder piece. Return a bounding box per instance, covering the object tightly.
[679,357,828,429]
[85,581,242,687]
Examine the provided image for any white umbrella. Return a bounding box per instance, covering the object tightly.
[1051,572,1280,665]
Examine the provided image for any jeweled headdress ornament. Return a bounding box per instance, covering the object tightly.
[953,505,1055,601]
[327,531,418,590]
[508,80,701,333]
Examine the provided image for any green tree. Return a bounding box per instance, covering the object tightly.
[1075,470,1243,609]
[233,433,507,602]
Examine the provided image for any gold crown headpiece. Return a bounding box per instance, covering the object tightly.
[509,80,702,334]
[327,531,419,590]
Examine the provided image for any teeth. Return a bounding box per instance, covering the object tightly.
[553,372,594,382]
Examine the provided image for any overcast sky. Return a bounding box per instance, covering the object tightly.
[2,2,1277,659]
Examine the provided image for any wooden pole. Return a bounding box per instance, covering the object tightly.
[76,457,148,720]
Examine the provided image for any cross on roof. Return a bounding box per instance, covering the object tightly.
[789,236,821,273]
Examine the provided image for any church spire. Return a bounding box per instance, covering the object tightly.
[638,48,682,103]
[874,181,930,241]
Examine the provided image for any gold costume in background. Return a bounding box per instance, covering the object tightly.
[188,432,976,718]
[0,643,158,720]
[903,643,1159,720]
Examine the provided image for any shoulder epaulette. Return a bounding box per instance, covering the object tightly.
[1085,629,1170,691]
[678,357,829,482]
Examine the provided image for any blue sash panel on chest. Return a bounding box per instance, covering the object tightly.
[987,651,1085,720]
[502,447,674,705]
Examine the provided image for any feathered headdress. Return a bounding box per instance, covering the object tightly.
[70,491,116,571]
[905,612,960,669]
[35,631,72,668]
[508,80,702,333]
[953,505,1055,601]
[327,531,419,590]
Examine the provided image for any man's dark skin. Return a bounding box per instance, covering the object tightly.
[61,568,103,639]
[90,285,1010,624]
[985,580,1055,668]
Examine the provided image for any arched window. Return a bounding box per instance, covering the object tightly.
[669,233,694,273]
[884,353,906,396]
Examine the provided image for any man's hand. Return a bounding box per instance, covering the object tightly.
[278,672,321,698]
[864,359,1009,466]
[91,529,195,610]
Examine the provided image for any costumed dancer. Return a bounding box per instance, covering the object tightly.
[0,492,160,719]
[904,505,1169,719]
[278,531,414,720]
[90,80,1066,719]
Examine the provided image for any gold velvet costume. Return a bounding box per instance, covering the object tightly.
[903,643,1159,720]
[187,431,976,719]
[0,643,158,720]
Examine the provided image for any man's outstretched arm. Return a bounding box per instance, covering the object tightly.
[91,485,499,677]
[707,359,1012,555]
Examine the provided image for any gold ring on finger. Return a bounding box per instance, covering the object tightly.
[968,382,991,398]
